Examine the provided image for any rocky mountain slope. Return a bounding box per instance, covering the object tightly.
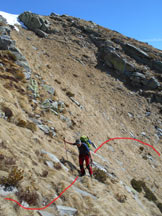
[0,11,162,216]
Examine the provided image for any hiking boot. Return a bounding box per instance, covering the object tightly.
[79,172,85,177]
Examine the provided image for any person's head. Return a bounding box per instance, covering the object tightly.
[75,139,82,147]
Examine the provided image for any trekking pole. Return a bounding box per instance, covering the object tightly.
[91,158,93,167]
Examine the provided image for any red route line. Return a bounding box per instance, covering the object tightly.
[4,137,160,210]
[4,176,78,210]
[94,137,160,156]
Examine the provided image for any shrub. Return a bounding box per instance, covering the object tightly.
[2,106,13,120]
[16,120,37,132]
[0,167,24,187]
[142,184,157,202]
[157,202,162,213]
[115,193,127,203]
[41,170,48,177]
[130,179,143,193]
[131,179,157,202]
[14,70,25,81]
[53,162,62,170]
[16,119,27,127]
[55,79,61,84]
[26,122,37,132]
[66,91,75,97]
[93,168,107,183]
[16,187,39,206]
[4,157,16,166]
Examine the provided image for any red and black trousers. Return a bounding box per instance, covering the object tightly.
[79,154,93,176]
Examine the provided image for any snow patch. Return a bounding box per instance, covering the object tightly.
[0,11,26,31]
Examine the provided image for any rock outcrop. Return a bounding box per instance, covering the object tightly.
[0,19,32,79]
[18,11,50,37]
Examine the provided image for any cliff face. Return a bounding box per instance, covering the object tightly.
[0,11,161,216]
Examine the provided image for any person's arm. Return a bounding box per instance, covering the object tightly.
[64,139,75,145]
[88,139,97,149]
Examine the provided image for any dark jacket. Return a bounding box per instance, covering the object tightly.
[74,142,90,156]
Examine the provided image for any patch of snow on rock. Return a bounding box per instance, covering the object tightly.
[0,11,26,31]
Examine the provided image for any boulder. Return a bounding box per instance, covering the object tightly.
[72,186,97,199]
[38,211,56,216]
[0,15,7,24]
[0,26,11,35]
[122,43,150,65]
[0,35,15,50]
[9,46,26,61]
[104,50,134,73]
[19,11,42,30]
[0,34,32,79]
[82,24,99,36]
[9,46,32,79]
[155,126,162,138]
[147,77,160,89]
[38,124,51,134]
[154,92,162,103]
[15,60,31,79]
[42,84,55,95]
[41,150,68,172]
[35,29,48,38]
[129,72,147,86]
[142,91,162,104]
[152,60,162,73]
[92,38,115,49]
[18,11,50,36]
[56,205,77,216]
[122,43,162,74]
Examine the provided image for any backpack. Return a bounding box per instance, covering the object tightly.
[80,135,91,149]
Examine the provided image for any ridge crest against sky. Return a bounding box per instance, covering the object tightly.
[1,0,162,50]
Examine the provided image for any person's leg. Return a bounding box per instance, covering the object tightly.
[85,155,93,176]
[79,155,85,176]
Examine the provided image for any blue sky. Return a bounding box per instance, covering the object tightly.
[1,0,162,50]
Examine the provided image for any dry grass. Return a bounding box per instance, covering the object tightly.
[0,50,17,61]
[0,50,25,84]
[16,119,37,132]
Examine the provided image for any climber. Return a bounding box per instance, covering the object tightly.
[64,138,93,177]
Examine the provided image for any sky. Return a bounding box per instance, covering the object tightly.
[1,0,162,50]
